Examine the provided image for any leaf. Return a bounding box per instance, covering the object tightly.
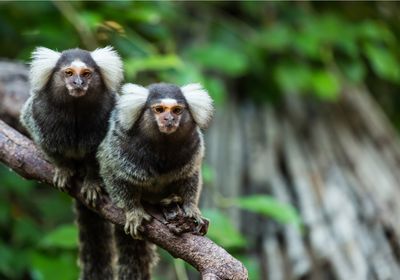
[39,224,78,249]
[126,7,161,24]
[203,77,227,105]
[258,24,292,51]
[235,195,301,227]
[338,60,366,83]
[364,44,400,83]
[237,255,261,280]
[358,20,395,45]
[202,164,214,185]
[30,251,78,280]
[0,164,36,195]
[186,44,248,77]
[0,243,14,277]
[124,55,183,78]
[12,217,43,245]
[274,63,312,93]
[201,209,247,249]
[0,199,11,226]
[310,70,341,100]
[0,243,29,278]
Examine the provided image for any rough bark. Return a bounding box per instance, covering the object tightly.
[0,62,248,280]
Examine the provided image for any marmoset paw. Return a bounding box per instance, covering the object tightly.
[81,180,102,207]
[124,208,151,239]
[182,204,203,225]
[53,167,74,192]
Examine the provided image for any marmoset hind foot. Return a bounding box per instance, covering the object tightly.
[125,207,152,239]
[81,179,103,207]
[53,167,74,192]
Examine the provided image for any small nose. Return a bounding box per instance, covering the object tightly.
[73,77,84,86]
[164,114,174,121]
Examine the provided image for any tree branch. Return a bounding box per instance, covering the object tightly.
[0,62,248,280]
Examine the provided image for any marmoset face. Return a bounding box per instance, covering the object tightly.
[150,98,187,134]
[61,60,95,97]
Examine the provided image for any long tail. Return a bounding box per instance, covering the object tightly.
[114,227,158,280]
[75,201,114,280]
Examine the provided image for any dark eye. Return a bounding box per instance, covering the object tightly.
[154,106,165,113]
[64,70,73,77]
[82,70,92,78]
[172,107,183,115]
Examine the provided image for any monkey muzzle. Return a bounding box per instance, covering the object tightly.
[67,77,88,97]
[158,113,179,134]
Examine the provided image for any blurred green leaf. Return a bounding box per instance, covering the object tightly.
[78,11,102,29]
[36,192,74,225]
[237,255,261,280]
[358,20,396,45]
[30,251,78,280]
[13,217,43,245]
[126,7,161,24]
[364,44,400,83]
[258,23,292,51]
[165,63,203,85]
[202,164,215,185]
[203,77,227,105]
[186,44,248,77]
[125,55,183,77]
[0,164,35,195]
[0,243,29,279]
[202,209,247,249]
[39,224,78,249]
[0,243,14,277]
[0,199,11,226]
[339,60,366,83]
[235,195,301,227]
[274,63,312,93]
[310,70,341,100]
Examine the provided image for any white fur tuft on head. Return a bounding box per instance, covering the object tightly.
[118,83,149,129]
[30,47,61,92]
[90,46,123,92]
[181,83,214,129]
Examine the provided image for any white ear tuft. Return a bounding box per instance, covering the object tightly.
[91,46,123,92]
[181,83,214,129]
[118,83,149,129]
[30,47,61,92]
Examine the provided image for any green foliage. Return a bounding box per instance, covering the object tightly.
[235,195,302,228]
[0,164,76,280]
[238,255,262,280]
[30,252,78,280]
[186,44,248,77]
[201,209,247,249]
[1,2,399,103]
[39,224,78,250]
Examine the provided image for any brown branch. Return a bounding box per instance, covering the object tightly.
[0,62,248,280]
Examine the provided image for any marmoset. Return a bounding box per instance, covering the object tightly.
[20,46,123,280]
[97,82,213,278]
